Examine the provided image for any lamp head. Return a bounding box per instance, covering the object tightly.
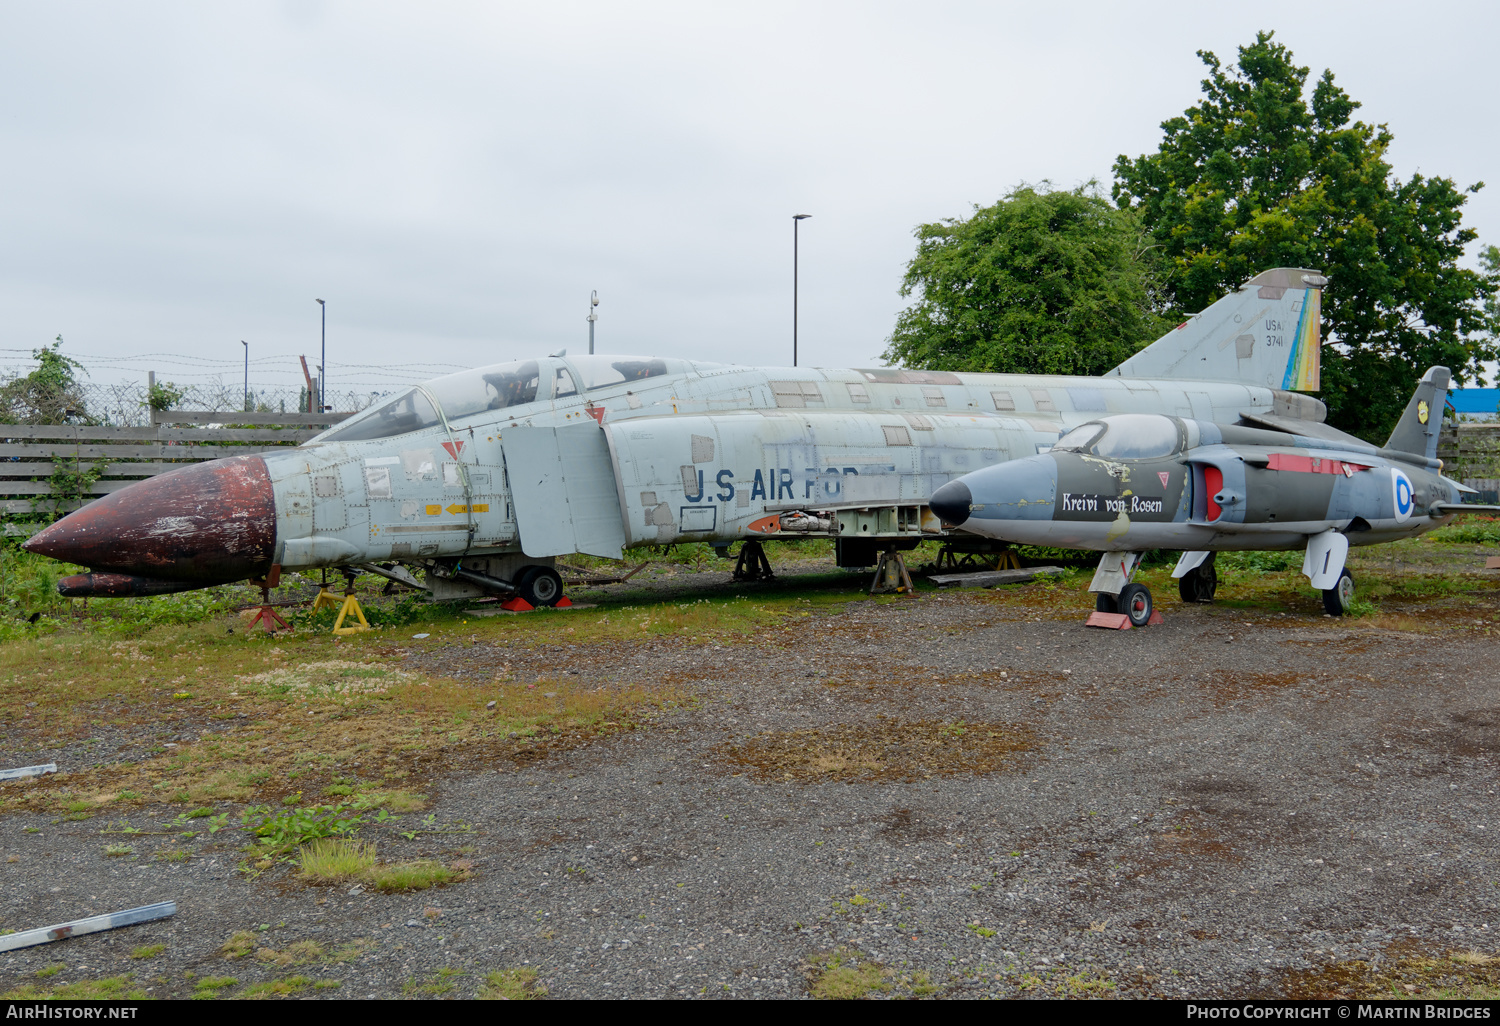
[315,298,325,306]
[793,214,811,220]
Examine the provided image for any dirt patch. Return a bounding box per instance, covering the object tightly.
[1281,946,1500,999]
[720,717,1038,783]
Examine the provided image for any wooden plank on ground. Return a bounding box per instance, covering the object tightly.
[927,566,1065,588]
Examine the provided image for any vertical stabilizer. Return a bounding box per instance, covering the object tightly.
[1107,268,1326,389]
[1384,366,1450,461]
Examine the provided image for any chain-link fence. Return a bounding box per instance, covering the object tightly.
[28,381,383,428]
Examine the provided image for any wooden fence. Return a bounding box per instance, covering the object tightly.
[0,410,350,517]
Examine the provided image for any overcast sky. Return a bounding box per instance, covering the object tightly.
[1,1,1495,397]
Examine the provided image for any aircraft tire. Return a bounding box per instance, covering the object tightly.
[1322,569,1355,617]
[1120,584,1153,627]
[516,566,564,607]
[1178,564,1218,604]
[1095,593,1117,614]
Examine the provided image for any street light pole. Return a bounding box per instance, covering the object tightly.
[588,290,599,355]
[241,340,248,412]
[315,299,326,412]
[793,214,811,367]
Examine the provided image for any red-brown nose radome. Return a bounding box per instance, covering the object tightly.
[23,454,277,584]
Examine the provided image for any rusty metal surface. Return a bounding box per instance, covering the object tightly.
[25,454,276,583]
[57,572,209,598]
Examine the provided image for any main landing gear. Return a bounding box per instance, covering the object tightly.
[1176,552,1218,604]
[1322,568,1355,617]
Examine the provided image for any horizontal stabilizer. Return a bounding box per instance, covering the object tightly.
[1108,268,1326,390]
[1384,366,1450,461]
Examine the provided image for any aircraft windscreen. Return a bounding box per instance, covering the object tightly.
[1052,423,1105,452]
[569,355,671,391]
[1090,415,1182,460]
[317,360,542,443]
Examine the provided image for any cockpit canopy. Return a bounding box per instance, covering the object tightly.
[315,355,694,444]
[1052,414,1185,460]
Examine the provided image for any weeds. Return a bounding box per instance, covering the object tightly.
[242,975,312,999]
[190,976,237,1001]
[241,803,364,852]
[1,977,147,1001]
[808,949,888,1000]
[129,945,165,959]
[298,838,377,883]
[366,860,463,892]
[477,967,546,1000]
[219,931,258,959]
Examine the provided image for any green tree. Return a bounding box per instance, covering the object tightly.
[0,336,94,425]
[882,183,1172,375]
[1113,31,1499,438]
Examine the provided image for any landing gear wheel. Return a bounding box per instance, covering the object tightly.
[1178,558,1218,604]
[1095,593,1118,614]
[1322,569,1354,617]
[1119,583,1154,627]
[516,566,564,607]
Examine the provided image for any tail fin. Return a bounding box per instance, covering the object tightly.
[1384,366,1450,461]
[1107,268,1326,389]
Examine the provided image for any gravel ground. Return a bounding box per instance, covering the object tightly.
[2,563,1498,999]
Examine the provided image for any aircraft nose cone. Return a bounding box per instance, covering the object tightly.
[24,454,277,583]
[930,480,972,526]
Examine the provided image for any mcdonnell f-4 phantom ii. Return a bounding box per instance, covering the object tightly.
[930,366,1500,623]
[28,267,1359,605]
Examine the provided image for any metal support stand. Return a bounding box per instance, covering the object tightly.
[247,564,289,633]
[930,545,1022,573]
[869,549,915,595]
[732,540,775,582]
[332,569,370,635]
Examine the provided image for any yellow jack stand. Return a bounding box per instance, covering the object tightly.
[332,594,369,635]
[330,570,370,635]
[311,588,341,613]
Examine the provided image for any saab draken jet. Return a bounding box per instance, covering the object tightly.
[29,268,1359,604]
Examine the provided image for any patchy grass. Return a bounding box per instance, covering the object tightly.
[404,966,464,997]
[242,975,312,999]
[367,859,464,893]
[298,838,377,883]
[0,609,682,816]
[477,966,547,1000]
[255,940,325,967]
[218,931,258,959]
[1284,948,1500,1000]
[129,944,165,959]
[808,949,889,1000]
[723,717,1038,783]
[349,788,426,813]
[190,976,238,1000]
[1,976,148,1000]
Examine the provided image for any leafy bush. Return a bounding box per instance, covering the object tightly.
[240,803,364,851]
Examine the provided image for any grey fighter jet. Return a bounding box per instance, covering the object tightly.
[26,268,1343,601]
[930,367,1499,622]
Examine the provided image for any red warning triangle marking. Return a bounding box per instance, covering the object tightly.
[441,440,465,460]
[1157,471,1170,487]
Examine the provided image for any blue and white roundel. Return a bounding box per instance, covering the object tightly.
[1391,469,1414,523]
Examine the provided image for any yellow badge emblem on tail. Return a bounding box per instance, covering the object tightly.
[1417,399,1430,425]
